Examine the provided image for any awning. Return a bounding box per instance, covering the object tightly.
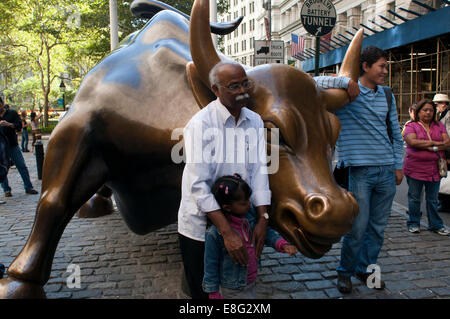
[302,6,450,72]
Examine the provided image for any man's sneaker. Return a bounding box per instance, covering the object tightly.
[408,226,420,233]
[337,274,352,294]
[25,189,38,195]
[433,228,450,236]
[4,192,12,197]
[0,200,5,204]
[355,272,386,290]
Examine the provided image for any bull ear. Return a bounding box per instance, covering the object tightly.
[321,29,363,112]
[186,62,216,109]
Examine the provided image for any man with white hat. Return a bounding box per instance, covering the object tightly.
[434,93,450,213]
[435,93,450,122]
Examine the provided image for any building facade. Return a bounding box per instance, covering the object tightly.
[219,0,449,124]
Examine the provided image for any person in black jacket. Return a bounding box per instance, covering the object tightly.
[0,96,38,197]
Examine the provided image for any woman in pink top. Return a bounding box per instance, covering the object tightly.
[403,99,450,236]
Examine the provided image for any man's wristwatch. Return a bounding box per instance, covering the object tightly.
[433,146,438,152]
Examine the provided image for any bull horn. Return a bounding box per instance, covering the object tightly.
[321,29,363,112]
[190,0,221,88]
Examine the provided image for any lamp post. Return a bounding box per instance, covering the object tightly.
[59,79,66,111]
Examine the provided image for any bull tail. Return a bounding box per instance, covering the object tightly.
[131,0,243,35]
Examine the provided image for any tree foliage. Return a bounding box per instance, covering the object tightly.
[0,0,227,125]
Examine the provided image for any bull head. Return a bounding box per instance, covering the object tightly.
[188,0,361,258]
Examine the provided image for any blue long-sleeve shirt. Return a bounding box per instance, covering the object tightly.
[314,76,403,170]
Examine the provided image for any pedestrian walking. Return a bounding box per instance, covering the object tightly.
[30,111,42,153]
[402,99,450,236]
[0,95,38,198]
[20,110,29,152]
[203,175,297,299]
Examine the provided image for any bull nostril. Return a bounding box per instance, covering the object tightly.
[305,194,330,219]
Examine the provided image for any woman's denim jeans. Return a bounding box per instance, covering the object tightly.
[21,129,29,152]
[337,165,396,277]
[406,175,444,231]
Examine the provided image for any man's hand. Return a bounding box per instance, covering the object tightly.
[223,231,249,265]
[207,210,249,265]
[347,79,360,102]
[0,120,12,127]
[395,169,403,185]
[251,220,267,259]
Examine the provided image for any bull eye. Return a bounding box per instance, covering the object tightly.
[264,123,292,153]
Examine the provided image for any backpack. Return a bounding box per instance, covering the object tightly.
[0,130,10,183]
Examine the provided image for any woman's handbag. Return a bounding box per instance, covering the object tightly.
[438,153,448,178]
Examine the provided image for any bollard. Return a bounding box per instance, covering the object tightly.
[35,139,44,180]
[0,263,5,279]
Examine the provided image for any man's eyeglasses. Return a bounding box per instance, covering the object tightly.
[218,80,253,92]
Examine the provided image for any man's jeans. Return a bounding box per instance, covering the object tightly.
[337,165,396,277]
[406,175,444,231]
[1,145,34,192]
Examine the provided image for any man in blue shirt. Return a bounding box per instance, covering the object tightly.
[316,46,403,294]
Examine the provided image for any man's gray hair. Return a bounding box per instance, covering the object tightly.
[209,61,243,87]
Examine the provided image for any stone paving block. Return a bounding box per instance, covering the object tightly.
[291,290,328,299]
[429,287,450,297]
[402,289,436,299]
[260,274,292,283]
[271,265,301,274]
[292,272,322,281]
[272,281,304,292]
[304,280,334,290]
[413,279,447,288]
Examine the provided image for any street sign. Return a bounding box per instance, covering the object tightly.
[301,0,336,37]
[57,98,64,106]
[254,40,284,65]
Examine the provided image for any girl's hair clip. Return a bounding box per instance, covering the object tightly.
[219,184,223,189]
[225,186,229,195]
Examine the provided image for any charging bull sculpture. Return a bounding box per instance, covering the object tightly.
[0,0,361,298]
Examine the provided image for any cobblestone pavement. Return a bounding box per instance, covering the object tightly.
[0,139,450,299]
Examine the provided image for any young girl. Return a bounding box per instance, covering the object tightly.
[20,111,29,152]
[202,174,297,299]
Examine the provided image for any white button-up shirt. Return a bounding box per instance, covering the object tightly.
[178,98,272,241]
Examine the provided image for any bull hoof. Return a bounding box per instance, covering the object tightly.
[77,193,114,218]
[0,277,46,299]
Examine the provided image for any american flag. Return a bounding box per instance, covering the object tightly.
[291,34,305,59]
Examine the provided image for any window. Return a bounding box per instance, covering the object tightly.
[242,40,246,51]
[387,1,396,20]
[241,23,246,34]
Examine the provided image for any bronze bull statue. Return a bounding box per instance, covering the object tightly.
[0,0,360,298]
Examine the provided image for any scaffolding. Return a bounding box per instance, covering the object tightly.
[389,34,450,124]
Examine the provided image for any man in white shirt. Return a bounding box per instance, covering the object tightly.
[178,62,271,299]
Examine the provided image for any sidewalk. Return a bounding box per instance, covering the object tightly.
[0,140,449,299]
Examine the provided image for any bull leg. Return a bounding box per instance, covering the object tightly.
[0,124,108,298]
[77,185,114,218]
